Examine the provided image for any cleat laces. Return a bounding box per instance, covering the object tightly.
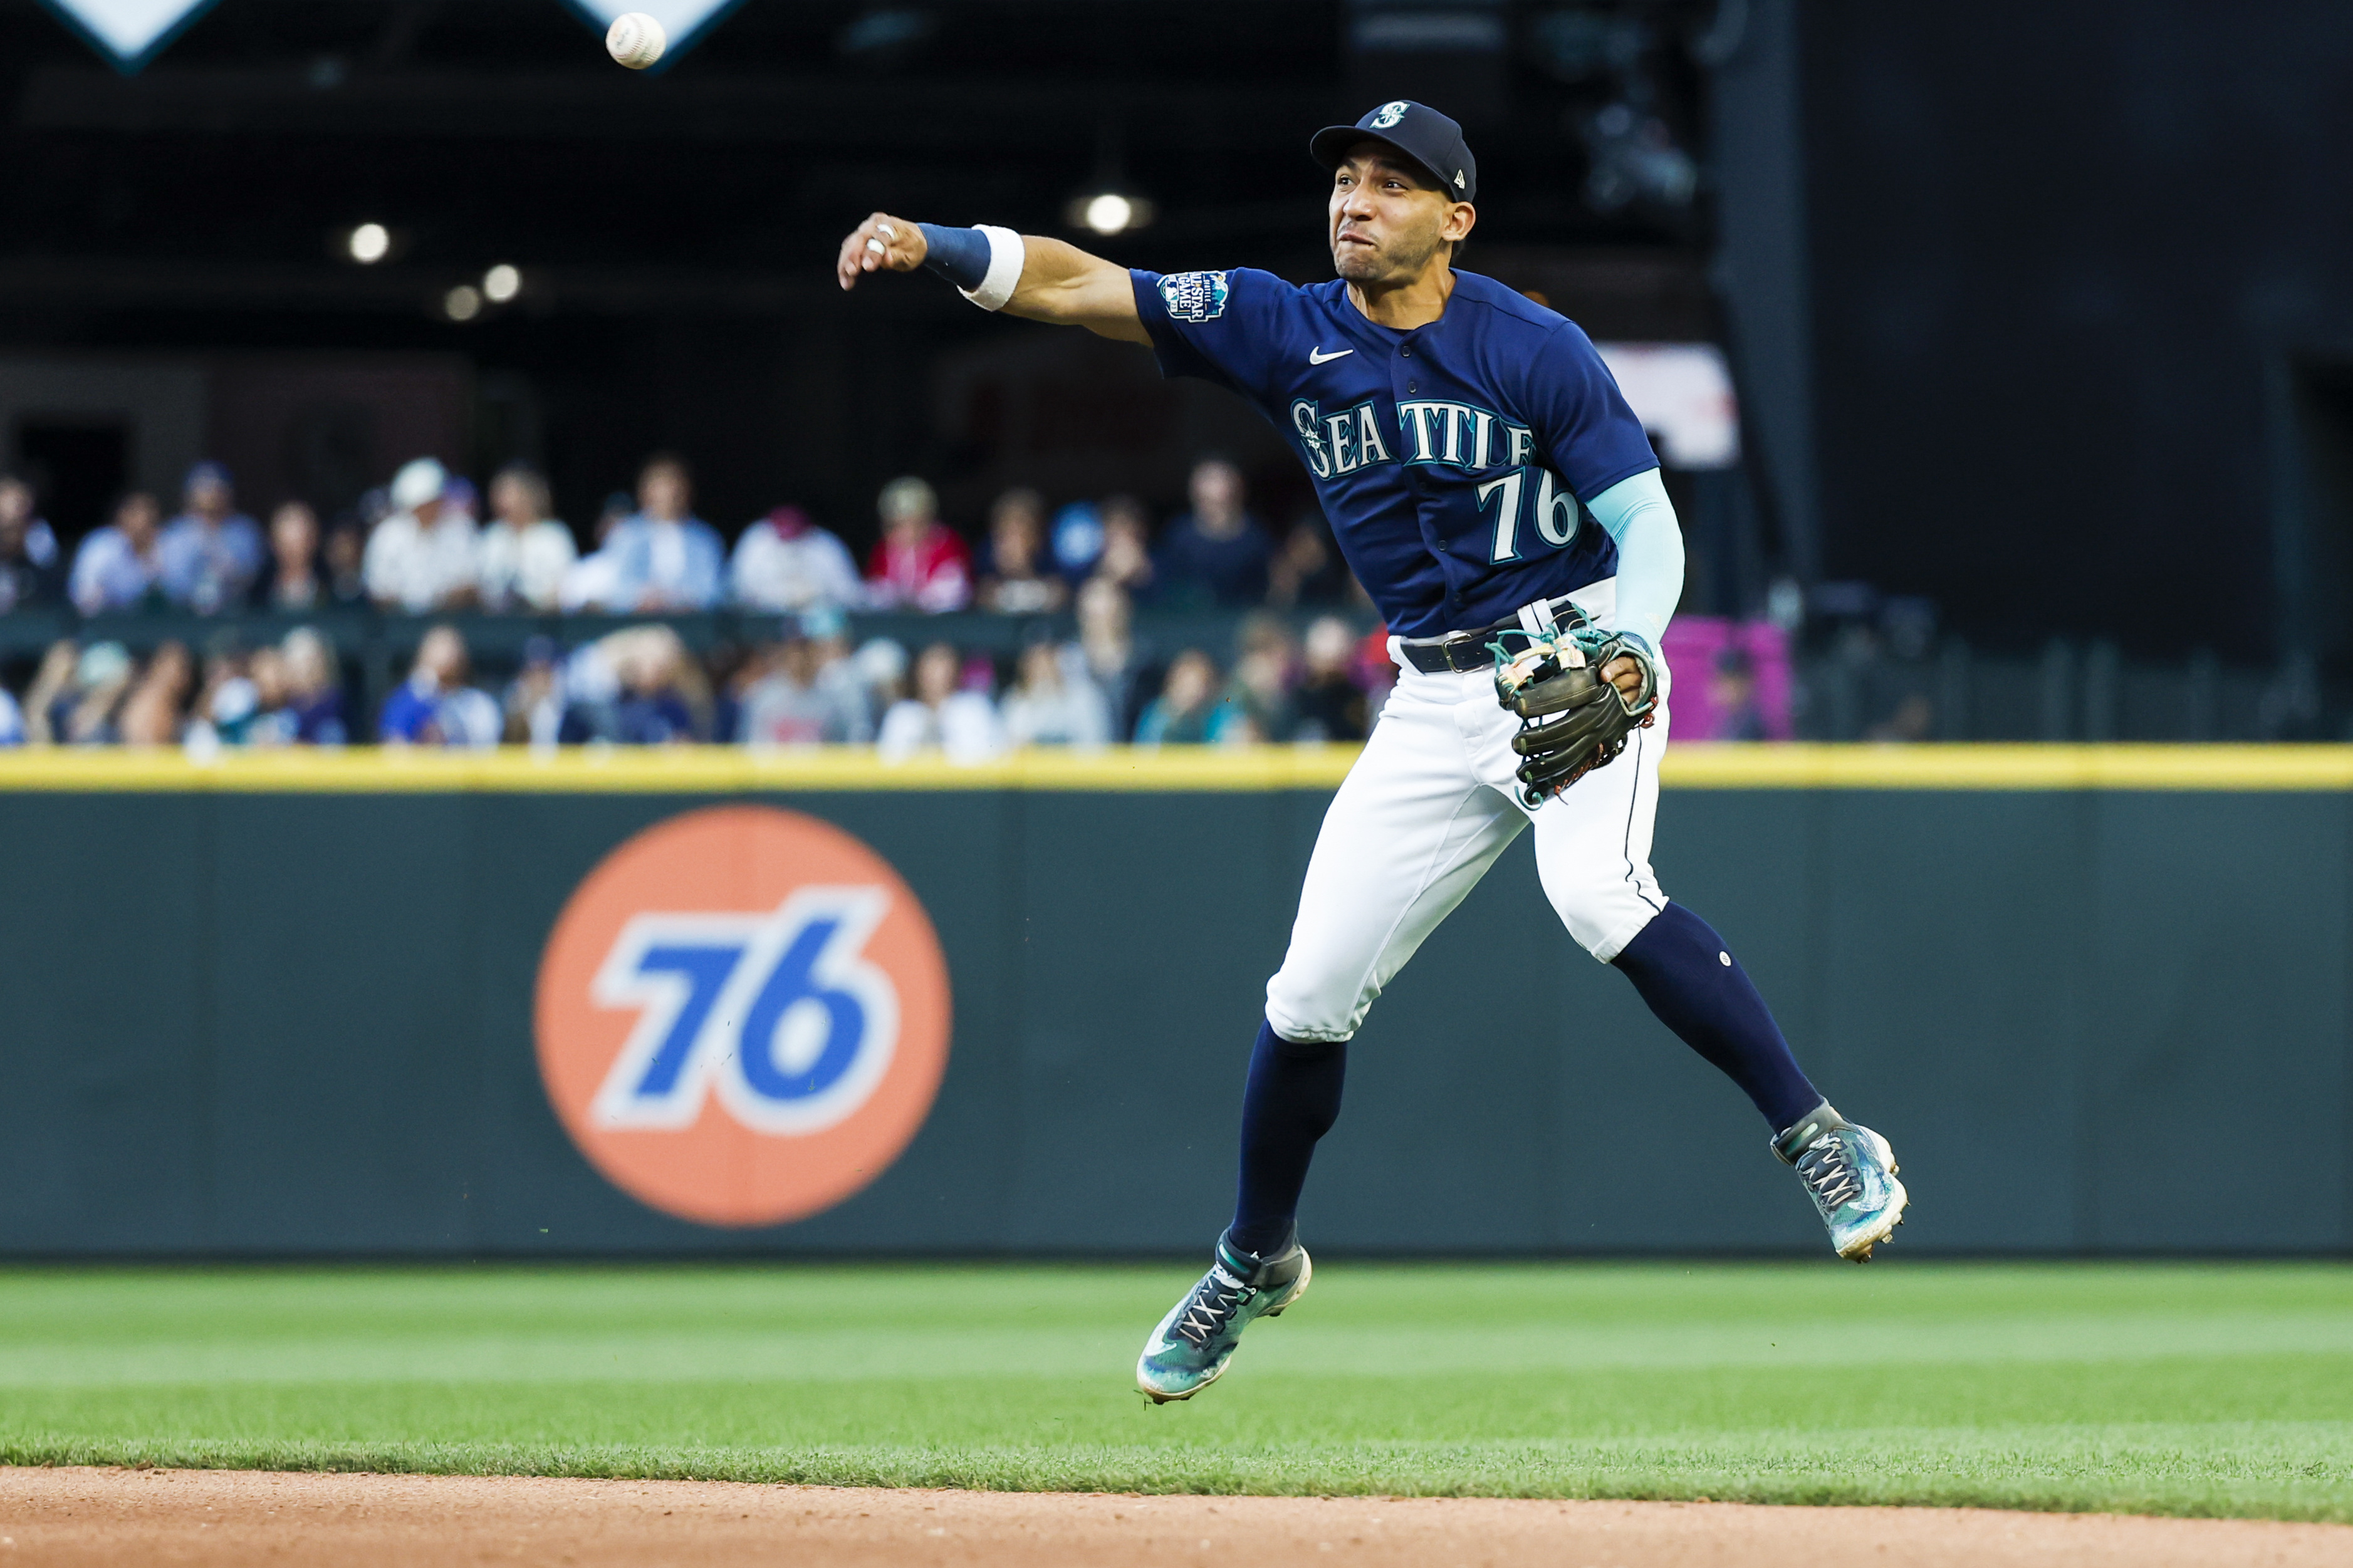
[1172,1267,1250,1348]
[1796,1134,1864,1209]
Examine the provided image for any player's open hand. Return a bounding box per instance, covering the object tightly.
[837,214,927,291]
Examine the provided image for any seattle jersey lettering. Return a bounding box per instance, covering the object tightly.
[1289,398,1393,478]
[1291,396,1583,562]
[1134,266,1657,635]
[589,888,900,1136]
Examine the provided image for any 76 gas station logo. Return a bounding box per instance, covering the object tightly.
[589,888,900,1137]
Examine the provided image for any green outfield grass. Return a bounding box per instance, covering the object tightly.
[0,1261,2348,1520]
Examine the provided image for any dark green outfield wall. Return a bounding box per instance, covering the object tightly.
[0,786,2345,1256]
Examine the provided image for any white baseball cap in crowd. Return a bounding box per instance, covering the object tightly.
[390,457,448,511]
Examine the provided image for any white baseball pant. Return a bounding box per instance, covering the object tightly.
[1263,594,1670,1045]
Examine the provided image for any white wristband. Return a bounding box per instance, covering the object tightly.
[959,225,1025,312]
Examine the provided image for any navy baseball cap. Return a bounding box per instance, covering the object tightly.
[1310,100,1477,204]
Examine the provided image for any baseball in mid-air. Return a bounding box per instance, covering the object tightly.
[605,12,667,70]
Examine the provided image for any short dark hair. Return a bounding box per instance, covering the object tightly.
[494,462,553,519]
[639,450,692,485]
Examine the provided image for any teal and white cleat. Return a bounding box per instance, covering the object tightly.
[1135,1229,1312,1403]
[1774,1104,1909,1261]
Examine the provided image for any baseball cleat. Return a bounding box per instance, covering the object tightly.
[1135,1228,1312,1403]
[1773,1104,1908,1261]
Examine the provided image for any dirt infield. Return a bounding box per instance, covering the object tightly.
[1,1467,2345,1567]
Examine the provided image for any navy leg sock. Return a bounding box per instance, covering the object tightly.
[1612,903,1822,1131]
[1229,1018,1347,1257]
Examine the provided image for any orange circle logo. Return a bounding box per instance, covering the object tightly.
[535,805,951,1228]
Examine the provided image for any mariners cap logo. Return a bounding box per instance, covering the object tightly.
[1371,100,1409,129]
[535,804,951,1228]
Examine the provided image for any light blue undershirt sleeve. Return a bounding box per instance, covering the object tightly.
[1583,467,1684,651]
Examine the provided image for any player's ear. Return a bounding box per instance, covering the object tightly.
[1443,202,1476,244]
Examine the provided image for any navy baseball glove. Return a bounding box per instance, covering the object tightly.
[1490,621,1658,806]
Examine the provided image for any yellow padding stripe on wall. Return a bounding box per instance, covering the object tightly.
[1,744,2352,792]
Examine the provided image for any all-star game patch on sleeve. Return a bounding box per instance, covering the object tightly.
[1520,316,1661,504]
[1130,267,1301,400]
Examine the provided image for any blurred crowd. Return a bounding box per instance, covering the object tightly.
[0,452,1398,754]
[0,601,1391,755]
[0,449,1359,621]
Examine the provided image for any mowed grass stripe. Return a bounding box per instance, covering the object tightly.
[0,1262,2346,1520]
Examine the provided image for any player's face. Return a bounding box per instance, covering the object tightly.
[1328,148,1471,285]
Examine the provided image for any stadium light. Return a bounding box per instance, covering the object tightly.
[1083,193,1132,234]
[483,264,523,303]
[345,222,391,264]
[444,284,483,322]
[1068,190,1155,236]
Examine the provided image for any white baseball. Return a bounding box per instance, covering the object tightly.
[605,12,667,70]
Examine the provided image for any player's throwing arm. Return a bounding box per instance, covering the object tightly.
[837,214,1150,344]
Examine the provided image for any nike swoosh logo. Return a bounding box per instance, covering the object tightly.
[1308,346,1354,365]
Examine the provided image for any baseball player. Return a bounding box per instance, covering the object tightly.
[837,100,1908,1404]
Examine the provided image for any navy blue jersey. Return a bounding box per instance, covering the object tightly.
[1131,266,1659,638]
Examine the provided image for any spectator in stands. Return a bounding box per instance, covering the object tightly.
[878,641,1003,763]
[703,638,754,743]
[558,492,634,612]
[1155,458,1270,609]
[365,459,482,613]
[974,487,1067,615]
[244,646,296,745]
[1291,615,1371,742]
[157,462,264,613]
[69,492,166,615]
[275,626,348,745]
[29,640,136,745]
[250,502,325,611]
[851,636,910,719]
[610,625,709,742]
[1075,577,1150,741]
[864,477,971,612]
[322,514,370,605]
[190,636,264,746]
[379,625,501,747]
[739,631,872,747]
[0,682,21,746]
[477,464,578,613]
[999,640,1111,749]
[0,474,61,613]
[731,504,860,613]
[1092,494,1156,598]
[558,625,709,744]
[1135,648,1234,746]
[1706,648,1770,742]
[501,636,564,748]
[1266,512,1350,607]
[1223,615,1300,742]
[115,641,192,747]
[801,609,874,738]
[19,641,76,744]
[1049,499,1105,584]
[602,454,724,612]
[19,639,69,742]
